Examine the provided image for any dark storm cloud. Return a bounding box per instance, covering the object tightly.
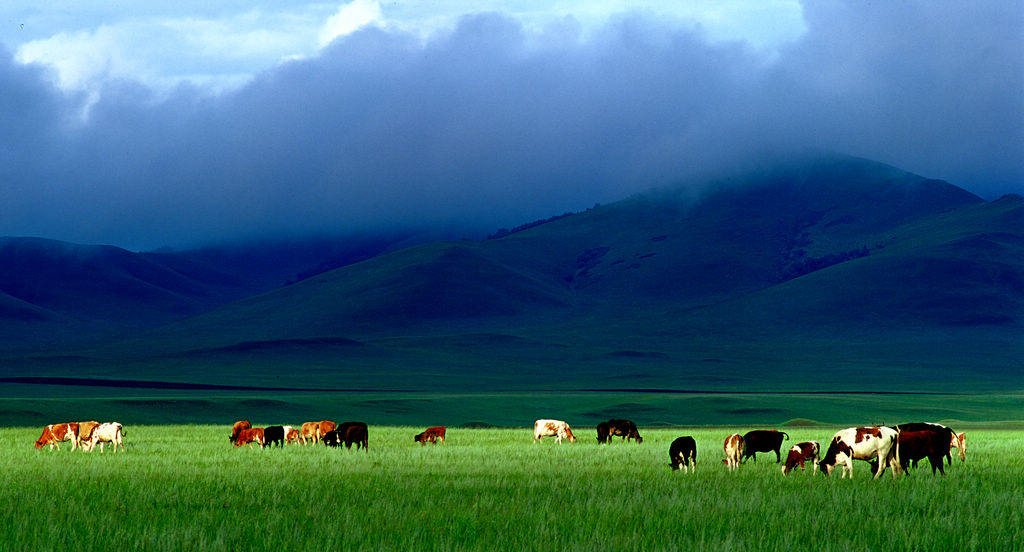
[0,2,1020,250]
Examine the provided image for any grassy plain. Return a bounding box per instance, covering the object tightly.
[2,426,1021,551]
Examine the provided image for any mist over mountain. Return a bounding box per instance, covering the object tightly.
[2,155,1019,394]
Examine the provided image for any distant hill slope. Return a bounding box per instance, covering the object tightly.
[4,154,1020,397]
[0,233,422,348]
[82,154,1012,357]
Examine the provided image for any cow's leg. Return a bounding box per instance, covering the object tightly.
[775,448,781,463]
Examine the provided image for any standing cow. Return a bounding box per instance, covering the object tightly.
[264,426,286,447]
[895,431,948,476]
[781,441,821,476]
[669,436,697,472]
[819,426,898,479]
[229,420,251,444]
[723,433,744,471]
[741,430,789,463]
[893,422,958,466]
[234,427,265,449]
[83,422,125,453]
[533,419,576,444]
[34,423,77,451]
[414,426,446,445]
[606,419,643,444]
[325,422,369,450]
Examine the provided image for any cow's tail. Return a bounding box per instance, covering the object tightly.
[782,431,789,441]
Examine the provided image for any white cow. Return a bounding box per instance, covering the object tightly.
[533,419,577,444]
[819,426,898,479]
[951,432,967,462]
[84,422,125,453]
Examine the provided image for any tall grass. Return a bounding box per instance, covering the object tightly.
[1,426,1019,551]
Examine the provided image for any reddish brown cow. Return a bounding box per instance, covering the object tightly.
[895,430,948,476]
[318,420,337,442]
[229,420,251,444]
[606,419,643,444]
[414,426,446,445]
[234,427,265,448]
[285,427,301,444]
[781,441,821,476]
[35,423,77,450]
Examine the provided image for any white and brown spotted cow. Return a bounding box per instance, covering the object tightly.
[83,422,125,453]
[781,441,820,476]
[819,426,898,479]
[34,422,78,451]
[533,419,577,444]
[723,433,743,471]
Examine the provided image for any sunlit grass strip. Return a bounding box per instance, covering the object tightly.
[0,426,1020,550]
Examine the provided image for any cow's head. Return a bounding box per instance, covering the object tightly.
[565,428,577,442]
[414,433,424,443]
[34,440,44,450]
[634,435,643,444]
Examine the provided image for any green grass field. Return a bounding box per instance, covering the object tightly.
[2,425,1020,551]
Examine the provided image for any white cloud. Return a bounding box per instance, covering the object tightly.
[319,0,385,48]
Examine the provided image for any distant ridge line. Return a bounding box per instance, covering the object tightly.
[0,377,963,395]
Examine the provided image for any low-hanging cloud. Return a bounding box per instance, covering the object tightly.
[0,2,1020,250]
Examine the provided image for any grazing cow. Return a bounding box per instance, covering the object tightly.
[781,441,821,476]
[76,421,100,449]
[895,431,948,476]
[533,419,577,444]
[34,423,76,451]
[723,433,744,471]
[300,422,320,445]
[83,422,125,453]
[951,432,967,462]
[322,429,342,447]
[669,436,697,472]
[264,425,286,448]
[318,420,337,442]
[893,422,957,466]
[340,422,369,450]
[596,422,611,444]
[606,419,643,443]
[819,426,898,479]
[741,430,789,463]
[285,426,300,444]
[229,420,251,444]
[414,426,446,445]
[234,427,265,449]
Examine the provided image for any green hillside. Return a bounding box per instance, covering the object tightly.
[2,155,1020,425]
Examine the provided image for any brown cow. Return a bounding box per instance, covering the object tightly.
[229,420,251,444]
[895,430,948,476]
[300,422,320,445]
[285,426,301,444]
[415,426,446,445]
[234,427,265,448]
[34,423,77,451]
[318,420,337,442]
[606,419,643,444]
[77,421,100,449]
[781,441,821,476]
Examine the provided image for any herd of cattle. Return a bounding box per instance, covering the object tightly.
[33,417,969,478]
[535,419,968,478]
[33,421,125,452]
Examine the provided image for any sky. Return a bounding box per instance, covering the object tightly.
[1,1,1021,250]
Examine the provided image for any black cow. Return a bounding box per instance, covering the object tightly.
[322,429,342,447]
[606,419,643,444]
[741,430,789,463]
[264,425,285,448]
[895,430,947,476]
[669,436,697,472]
[339,421,368,450]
